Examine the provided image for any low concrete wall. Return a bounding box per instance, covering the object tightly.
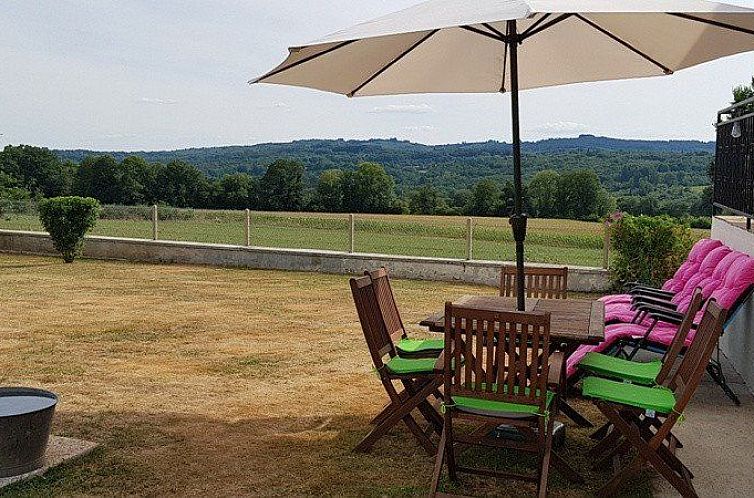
[712,217,754,393]
[0,229,610,292]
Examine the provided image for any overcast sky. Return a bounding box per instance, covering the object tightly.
[2,0,754,151]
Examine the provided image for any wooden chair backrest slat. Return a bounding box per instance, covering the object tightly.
[656,288,704,384]
[367,268,407,342]
[500,265,568,299]
[444,304,551,412]
[669,300,726,414]
[350,275,396,371]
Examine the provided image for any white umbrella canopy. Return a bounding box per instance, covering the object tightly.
[253,0,754,95]
[252,0,754,310]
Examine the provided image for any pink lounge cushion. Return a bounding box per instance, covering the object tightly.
[598,239,722,305]
[663,238,723,292]
[604,246,735,323]
[573,255,754,379]
[710,256,754,309]
[567,321,679,378]
[600,294,630,305]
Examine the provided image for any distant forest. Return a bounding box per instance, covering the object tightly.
[0,135,713,225]
[56,135,714,196]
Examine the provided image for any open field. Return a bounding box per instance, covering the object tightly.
[0,209,710,268]
[0,254,654,497]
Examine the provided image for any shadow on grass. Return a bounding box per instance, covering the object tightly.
[0,408,654,498]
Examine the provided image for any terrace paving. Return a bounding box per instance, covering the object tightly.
[653,354,754,497]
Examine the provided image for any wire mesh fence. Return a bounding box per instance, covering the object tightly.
[0,202,612,267]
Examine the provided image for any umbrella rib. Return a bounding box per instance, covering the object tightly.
[459,25,507,43]
[348,30,439,97]
[482,23,507,40]
[670,13,754,36]
[574,14,673,75]
[519,13,573,40]
[520,13,551,39]
[251,40,358,83]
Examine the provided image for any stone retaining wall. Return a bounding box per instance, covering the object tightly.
[0,229,610,292]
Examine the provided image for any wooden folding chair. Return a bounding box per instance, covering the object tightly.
[430,304,579,498]
[367,267,444,358]
[582,301,728,498]
[582,288,704,449]
[350,275,443,455]
[500,265,568,299]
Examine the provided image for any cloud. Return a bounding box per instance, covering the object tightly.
[403,125,435,133]
[369,103,434,114]
[255,101,291,111]
[528,121,588,136]
[139,97,178,105]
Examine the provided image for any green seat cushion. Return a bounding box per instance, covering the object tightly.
[579,352,662,385]
[582,376,676,414]
[384,356,437,376]
[451,385,554,418]
[396,338,444,355]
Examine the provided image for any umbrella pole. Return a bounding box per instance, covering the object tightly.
[507,20,527,312]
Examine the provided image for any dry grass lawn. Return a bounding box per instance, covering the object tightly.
[0,254,652,497]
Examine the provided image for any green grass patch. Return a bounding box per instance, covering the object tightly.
[0,210,709,268]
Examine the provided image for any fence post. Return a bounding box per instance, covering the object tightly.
[349,214,355,253]
[603,223,610,270]
[244,209,251,247]
[466,217,474,260]
[152,205,158,241]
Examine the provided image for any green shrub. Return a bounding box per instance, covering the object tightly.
[609,214,693,288]
[38,196,100,263]
[684,216,712,230]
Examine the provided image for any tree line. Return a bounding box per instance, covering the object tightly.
[1,144,709,222]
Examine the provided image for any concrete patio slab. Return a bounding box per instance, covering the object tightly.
[0,436,97,489]
[653,353,754,497]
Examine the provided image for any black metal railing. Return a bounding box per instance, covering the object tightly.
[715,96,754,222]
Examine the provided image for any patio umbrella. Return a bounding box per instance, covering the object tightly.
[252,0,754,310]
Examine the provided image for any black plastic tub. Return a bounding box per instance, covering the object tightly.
[0,387,58,478]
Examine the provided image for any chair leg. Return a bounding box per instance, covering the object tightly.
[537,417,553,498]
[559,399,594,427]
[403,379,444,433]
[445,413,458,482]
[354,378,440,454]
[589,421,612,440]
[707,354,741,406]
[596,402,698,498]
[429,425,447,498]
[403,413,437,455]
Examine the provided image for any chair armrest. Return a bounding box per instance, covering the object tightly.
[547,352,566,391]
[634,300,678,314]
[647,309,685,326]
[631,294,674,307]
[434,350,446,374]
[631,288,675,299]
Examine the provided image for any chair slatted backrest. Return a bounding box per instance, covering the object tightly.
[367,268,407,342]
[444,303,551,413]
[350,275,396,372]
[668,300,726,415]
[656,287,705,385]
[500,265,569,299]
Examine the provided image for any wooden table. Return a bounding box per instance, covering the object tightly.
[420,295,605,427]
[420,295,604,346]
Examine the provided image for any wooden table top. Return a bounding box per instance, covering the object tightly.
[419,295,605,345]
